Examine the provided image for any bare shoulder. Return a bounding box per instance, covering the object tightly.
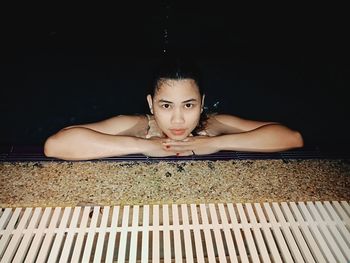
[206,114,278,134]
[63,115,149,136]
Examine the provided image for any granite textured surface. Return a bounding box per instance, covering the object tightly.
[1,159,349,207]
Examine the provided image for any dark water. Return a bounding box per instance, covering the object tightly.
[1,4,349,149]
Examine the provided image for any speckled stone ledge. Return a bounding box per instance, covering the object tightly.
[1,159,349,208]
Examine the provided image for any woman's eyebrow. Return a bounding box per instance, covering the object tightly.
[182,99,198,103]
[158,98,198,104]
[158,99,173,104]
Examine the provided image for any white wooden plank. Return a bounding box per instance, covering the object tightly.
[208,204,227,263]
[129,205,140,263]
[105,206,120,263]
[218,203,239,263]
[237,203,261,263]
[280,202,316,263]
[0,207,21,258]
[25,207,52,263]
[162,204,171,263]
[307,201,347,262]
[36,207,62,263]
[181,204,194,263]
[70,206,91,263]
[81,206,100,262]
[298,202,337,262]
[93,206,110,263]
[199,204,216,263]
[340,201,350,217]
[272,202,304,262]
[289,202,327,263]
[245,203,271,263]
[171,204,183,263]
[54,206,81,262]
[118,205,130,263]
[0,208,12,231]
[254,203,283,263]
[227,203,249,263]
[141,205,150,263]
[152,205,160,263]
[190,204,205,263]
[263,203,294,263]
[333,201,350,227]
[12,207,42,263]
[1,207,32,262]
[324,201,350,247]
[316,201,350,261]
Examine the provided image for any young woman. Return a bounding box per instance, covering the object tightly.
[44,60,303,160]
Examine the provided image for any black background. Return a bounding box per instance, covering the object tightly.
[1,3,349,149]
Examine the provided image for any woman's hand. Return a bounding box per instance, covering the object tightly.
[140,137,191,157]
[162,136,219,156]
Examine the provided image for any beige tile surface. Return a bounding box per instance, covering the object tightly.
[1,159,349,207]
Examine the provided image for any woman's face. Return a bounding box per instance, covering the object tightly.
[147,78,205,140]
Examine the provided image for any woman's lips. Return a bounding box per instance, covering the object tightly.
[169,129,186,135]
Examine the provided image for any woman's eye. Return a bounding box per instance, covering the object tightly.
[162,104,171,109]
[185,103,194,108]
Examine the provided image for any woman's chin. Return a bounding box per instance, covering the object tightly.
[166,133,189,141]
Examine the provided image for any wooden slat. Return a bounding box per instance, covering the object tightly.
[93,206,110,263]
[129,205,140,263]
[324,202,350,247]
[237,203,260,263]
[181,204,194,262]
[1,207,32,262]
[162,205,171,263]
[254,203,283,263]
[306,202,347,262]
[172,204,183,262]
[199,204,216,263]
[36,207,62,263]
[263,202,294,263]
[190,204,205,263]
[298,202,337,262]
[105,206,120,263]
[218,203,238,263]
[70,206,91,263]
[25,207,52,262]
[59,206,82,263]
[118,205,130,263]
[245,203,271,263]
[209,204,227,263]
[315,201,350,261]
[0,208,12,232]
[280,202,316,263]
[81,206,100,262]
[289,202,327,263]
[227,203,249,263]
[0,208,22,259]
[12,207,42,263]
[272,202,304,262]
[141,205,150,263]
[152,205,160,263]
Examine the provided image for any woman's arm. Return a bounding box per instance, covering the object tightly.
[211,123,303,152]
[44,127,144,160]
[162,115,303,154]
[44,115,182,160]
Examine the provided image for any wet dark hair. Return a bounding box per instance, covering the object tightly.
[150,58,204,97]
[149,58,208,134]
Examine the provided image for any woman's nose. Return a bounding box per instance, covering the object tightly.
[171,109,185,124]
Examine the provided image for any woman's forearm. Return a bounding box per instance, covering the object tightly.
[213,124,304,152]
[44,127,148,160]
